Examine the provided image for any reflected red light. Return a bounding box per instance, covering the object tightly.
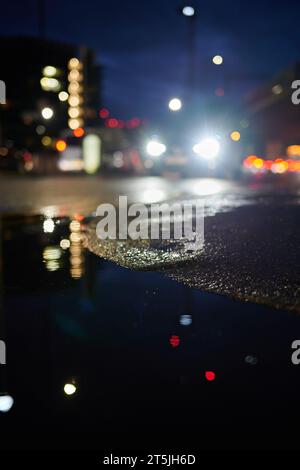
[99,108,109,119]
[169,335,180,347]
[205,371,216,381]
[117,120,125,128]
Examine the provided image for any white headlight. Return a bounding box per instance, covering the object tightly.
[193,137,220,159]
[146,140,166,157]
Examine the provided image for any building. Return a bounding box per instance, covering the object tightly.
[0,36,101,155]
[243,63,300,158]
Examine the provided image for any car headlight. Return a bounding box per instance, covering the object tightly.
[193,137,220,159]
[146,140,167,157]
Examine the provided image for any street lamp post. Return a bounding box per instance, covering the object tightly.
[181,5,197,95]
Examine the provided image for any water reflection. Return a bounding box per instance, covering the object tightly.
[0,395,14,413]
[1,214,300,449]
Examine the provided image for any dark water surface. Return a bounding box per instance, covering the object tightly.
[0,214,300,450]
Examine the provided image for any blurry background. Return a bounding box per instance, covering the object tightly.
[1,0,300,178]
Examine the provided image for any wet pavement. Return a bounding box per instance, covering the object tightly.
[0,174,299,450]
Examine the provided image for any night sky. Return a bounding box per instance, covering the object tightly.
[2,0,300,119]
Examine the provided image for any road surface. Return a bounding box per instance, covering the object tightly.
[1,173,299,312]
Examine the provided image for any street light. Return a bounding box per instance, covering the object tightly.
[179,5,196,93]
[212,55,223,65]
[41,107,54,119]
[193,137,220,159]
[182,6,195,16]
[146,140,167,157]
[168,97,182,111]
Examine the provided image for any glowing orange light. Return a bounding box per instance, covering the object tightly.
[73,127,85,138]
[74,214,84,222]
[243,155,257,168]
[169,335,180,348]
[56,140,67,152]
[205,371,216,381]
[287,145,300,157]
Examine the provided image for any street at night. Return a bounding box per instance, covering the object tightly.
[1,0,300,459]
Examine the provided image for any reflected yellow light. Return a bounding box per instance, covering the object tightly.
[70,256,82,267]
[60,239,70,249]
[43,246,61,261]
[43,66,57,77]
[70,246,81,256]
[64,383,76,395]
[230,131,241,142]
[70,232,81,243]
[45,260,60,272]
[70,267,83,279]
[70,220,81,232]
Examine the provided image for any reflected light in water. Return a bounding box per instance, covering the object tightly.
[43,218,55,233]
[169,335,180,347]
[69,219,84,279]
[140,188,166,203]
[43,246,61,261]
[189,179,222,196]
[0,395,14,412]
[43,246,62,272]
[69,220,81,232]
[180,314,192,326]
[60,239,70,250]
[205,371,216,381]
[64,383,77,396]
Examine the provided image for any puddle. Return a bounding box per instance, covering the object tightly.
[0,214,300,449]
